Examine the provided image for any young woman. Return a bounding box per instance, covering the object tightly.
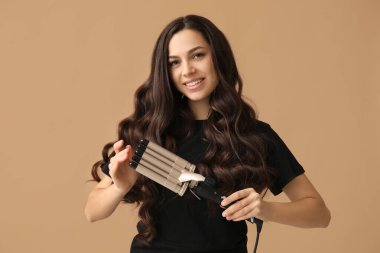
[85,15,331,253]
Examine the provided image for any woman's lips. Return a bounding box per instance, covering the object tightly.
[183,78,205,90]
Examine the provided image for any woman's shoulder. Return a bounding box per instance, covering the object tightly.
[253,120,288,151]
[254,119,272,133]
[255,119,271,128]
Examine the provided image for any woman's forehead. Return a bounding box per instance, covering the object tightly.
[168,29,209,56]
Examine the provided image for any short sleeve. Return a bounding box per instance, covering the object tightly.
[256,121,305,195]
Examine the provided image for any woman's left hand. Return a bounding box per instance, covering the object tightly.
[220,188,265,222]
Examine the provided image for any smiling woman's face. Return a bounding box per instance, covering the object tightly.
[168,29,218,108]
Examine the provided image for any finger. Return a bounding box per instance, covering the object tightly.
[221,188,254,207]
[222,194,261,220]
[233,212,256,222]
[109,149,127,170]
[113,140,124,153]
[227,205,254,221]
[125,145,132,160]
[229,201,261,221]
[222,196,252,218]
[222,192,260,218]
[233,202,262,221]
[113,148,129,163]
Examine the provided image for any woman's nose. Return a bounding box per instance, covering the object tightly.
[182,61,195,76]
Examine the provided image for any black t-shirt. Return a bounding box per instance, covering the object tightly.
[102,120,304,253]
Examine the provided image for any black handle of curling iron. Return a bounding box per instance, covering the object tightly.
[191,179,263,228]
[192,179,263,253]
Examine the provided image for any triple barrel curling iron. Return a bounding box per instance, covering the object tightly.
[103,139,263,252]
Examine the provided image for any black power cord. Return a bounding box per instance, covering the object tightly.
[253,218,263,253]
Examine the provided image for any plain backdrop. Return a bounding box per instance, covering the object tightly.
[0,0,379,252]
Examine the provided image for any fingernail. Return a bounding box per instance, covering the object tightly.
[222,211,227,217]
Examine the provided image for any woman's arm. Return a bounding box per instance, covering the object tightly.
[84,140,139,222]
[84,176,130,222]
[221,174,331,228]
[260,174,330,228]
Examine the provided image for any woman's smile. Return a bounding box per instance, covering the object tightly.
[183,78,206,90]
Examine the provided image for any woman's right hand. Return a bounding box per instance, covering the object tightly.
[108,140,139,194]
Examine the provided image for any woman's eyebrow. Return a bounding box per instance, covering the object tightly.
[169,46,206,59]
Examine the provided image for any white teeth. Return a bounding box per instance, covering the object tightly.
[185,79,203,87]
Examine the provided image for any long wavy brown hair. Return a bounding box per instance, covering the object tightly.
[91,15,272,243]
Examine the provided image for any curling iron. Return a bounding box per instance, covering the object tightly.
[104,139,263,253]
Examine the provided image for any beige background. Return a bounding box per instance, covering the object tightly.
[0,0,379,252]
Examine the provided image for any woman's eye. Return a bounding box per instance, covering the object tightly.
[169,60,179,67]
[193,53,205,59]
